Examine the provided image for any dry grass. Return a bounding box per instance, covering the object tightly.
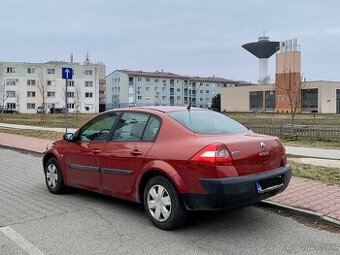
[289,161,340,185]
[0,113,95,128]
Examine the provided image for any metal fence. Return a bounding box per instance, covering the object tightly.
[248,124,340,141]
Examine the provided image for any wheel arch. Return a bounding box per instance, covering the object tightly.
[43,151,69,186]
[137,166,186,204]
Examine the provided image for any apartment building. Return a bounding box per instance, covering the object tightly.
[106,70,247,109]
[0,61,106,113]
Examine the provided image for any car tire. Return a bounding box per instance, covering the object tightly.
[144,176,187,230]
[44,158,67,194]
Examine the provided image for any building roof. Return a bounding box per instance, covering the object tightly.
[117,70,186,79]
[115,69,251,85]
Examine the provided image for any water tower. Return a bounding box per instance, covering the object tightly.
[242,35,280,83]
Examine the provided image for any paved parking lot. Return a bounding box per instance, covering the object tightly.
[0,148,339,255]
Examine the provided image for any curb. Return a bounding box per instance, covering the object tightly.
[260,200,340,228]
[0,144,44,157]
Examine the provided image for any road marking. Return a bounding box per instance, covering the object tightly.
[0,226,45,255]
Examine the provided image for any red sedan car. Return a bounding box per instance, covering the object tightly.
[43,106,291,229]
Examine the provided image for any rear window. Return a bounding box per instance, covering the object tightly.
[167,110,248,134]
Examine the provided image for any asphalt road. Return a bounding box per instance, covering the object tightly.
[0,148,339,255]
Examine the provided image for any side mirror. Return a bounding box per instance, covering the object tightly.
[63,133,76,142]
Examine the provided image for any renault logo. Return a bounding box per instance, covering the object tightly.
[260,142,266,150]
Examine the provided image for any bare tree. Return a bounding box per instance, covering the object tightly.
[0,80,9,120]
[36,67,48,122]
[73,82,83,119]
[257,75,271,84]
[275,70,308,137]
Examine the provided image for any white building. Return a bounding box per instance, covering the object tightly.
[106,70,249,109]
[0,61,106,113]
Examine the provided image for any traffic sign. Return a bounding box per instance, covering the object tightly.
[62,67,73,79]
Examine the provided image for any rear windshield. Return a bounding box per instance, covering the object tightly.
[167,110,248,134]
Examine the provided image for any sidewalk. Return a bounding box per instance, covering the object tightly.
[0,131,339,225]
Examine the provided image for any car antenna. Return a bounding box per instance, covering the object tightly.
[187,82,203,110]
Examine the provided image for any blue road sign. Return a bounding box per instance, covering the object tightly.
[62,67,73,79]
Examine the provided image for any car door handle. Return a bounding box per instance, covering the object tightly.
[130,149,143,156]
[91,149,101,154]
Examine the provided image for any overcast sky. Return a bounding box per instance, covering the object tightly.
[0,0,339,83]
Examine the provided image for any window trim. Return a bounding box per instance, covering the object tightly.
[75,112,121,143]
[110,111,162,142]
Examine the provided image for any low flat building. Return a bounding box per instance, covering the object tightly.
[221,81,340,114]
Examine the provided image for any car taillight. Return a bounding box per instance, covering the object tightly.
[190,143,233,166]
[280,146,288,166]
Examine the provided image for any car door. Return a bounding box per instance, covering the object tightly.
[100,112,162,197]
[63,112,118,191]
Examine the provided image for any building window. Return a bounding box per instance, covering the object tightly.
[67,81,74,87]
[67,92,74,98]
[155,79,159,83]
[6,79,16,85]
[146,78,150,82]
[200,90,203,93]
[200,98,203,102]
[47,69,55,74]
[47,92,55,97]
[177,96,181,100]
[6,91,16,98]
[137,77,142,82]
[249,91,263,112]
[162,96,166,100]
[265,90,275,112]
[206,90,209,93]
[47,80,52,86]
[85,70,93,75]
[145,87,150,91]
[27,68,35,74]
[301,89,318,113]
[27,79,36,86]
[137,96,142,100]
[27,103,35,109]
[6,67,15,73]
[27,91,36,97]
[7,103,16,109]
[67,103,75,109]
[177,88,181,92]
[85,92,93,98]
[162,79,166,83]
[85,81,93,87]
[129,77,134,85]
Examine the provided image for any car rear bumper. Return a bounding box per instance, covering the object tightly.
[181,165,291,210]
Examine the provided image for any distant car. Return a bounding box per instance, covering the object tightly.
[36,106,46,114]
[0,108,17,114]
[43,106,291,229]
[49,107,67,114]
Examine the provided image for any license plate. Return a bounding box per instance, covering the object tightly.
[256,176,284,194]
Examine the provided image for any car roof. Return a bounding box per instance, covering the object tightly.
[106,106,208,113]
